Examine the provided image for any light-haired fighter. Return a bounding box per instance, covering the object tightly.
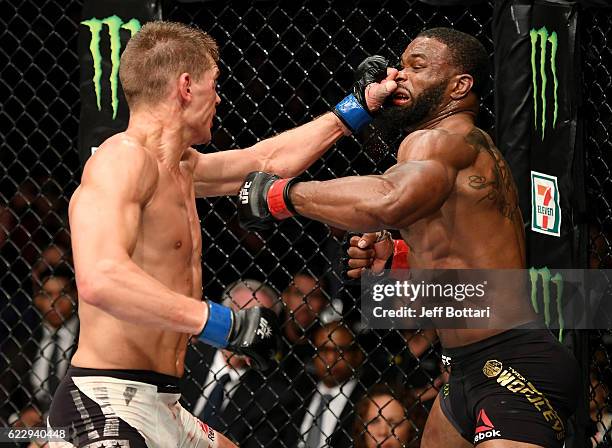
[238,28,579,448]
[48,21,397,448]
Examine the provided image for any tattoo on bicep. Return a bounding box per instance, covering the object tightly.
[465,129,520,220]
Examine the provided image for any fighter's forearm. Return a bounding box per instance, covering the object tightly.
[77,259,206,334]
[253,113,346,178]
[289,176,400,232]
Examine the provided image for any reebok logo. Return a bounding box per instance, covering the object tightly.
[473,409,500,443]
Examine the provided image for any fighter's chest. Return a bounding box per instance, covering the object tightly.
[143,168,202,254]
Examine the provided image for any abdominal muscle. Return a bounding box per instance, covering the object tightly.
[72,206,203,377]
[72,302,192,377]
[401,197,533,348]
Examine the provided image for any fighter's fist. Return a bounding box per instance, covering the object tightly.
[199,302,280,370]
[228,306,280,370]
[354,56,398,113]
[346,231,394,279]
[237,171,299,231]
[333,55,397,133]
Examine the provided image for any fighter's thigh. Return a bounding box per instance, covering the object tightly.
[421,395,472,448]
[176,404,237,448]
[479,440,544,448]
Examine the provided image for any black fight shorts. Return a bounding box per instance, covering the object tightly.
[438,323,580,447]
[47,366,219,448]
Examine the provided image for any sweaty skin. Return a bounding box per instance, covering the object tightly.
[286,36,543,448]
[288,37,535,349]
[69,63,349,378]
[286,36,542,448]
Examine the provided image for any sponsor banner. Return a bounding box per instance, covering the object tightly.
[527,5,581,260]
[493,1,583,267]
[78,0,161,165]
[360,269,612,335]
[531,170,561,236]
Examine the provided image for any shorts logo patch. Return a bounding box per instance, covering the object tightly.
[473,409,501,443]
[492,364,566,440]
[123,386,137,406]
[483,359,503,378]
[197,420,216,443]
[442,383,450,398]
[441,354,451,366]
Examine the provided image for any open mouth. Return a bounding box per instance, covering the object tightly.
[391,91,410,106]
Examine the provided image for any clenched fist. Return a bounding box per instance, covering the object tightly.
[346,231,394,279]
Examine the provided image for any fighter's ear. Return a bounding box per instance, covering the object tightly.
[449,73,473,100]
[178,73,192,102]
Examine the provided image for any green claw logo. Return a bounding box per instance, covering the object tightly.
[529,267,564,341]
[81,16,141,119]
[530,27,559,140]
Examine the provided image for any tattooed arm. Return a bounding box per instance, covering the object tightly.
[464,128,522,222]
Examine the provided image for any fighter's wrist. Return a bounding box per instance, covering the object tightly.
[198,301,234,348]
[333,94,373,133]
[331,112,353,136]
[267,178,299,220]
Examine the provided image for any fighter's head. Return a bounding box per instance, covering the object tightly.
[119,21,221,144]
[375,27,489,133]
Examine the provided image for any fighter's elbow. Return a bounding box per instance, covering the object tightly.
[375,201,412,229]
[76,259,116,306]
[77,276,101,306]
[363,181,410,229]
[264,157,295,179]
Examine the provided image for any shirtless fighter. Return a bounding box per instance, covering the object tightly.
[47,21,396,448]
[237,28,579,447]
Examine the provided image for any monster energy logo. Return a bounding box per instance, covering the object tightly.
[530,27,558,140]
[529,267,564,341]
[81,16,141,119]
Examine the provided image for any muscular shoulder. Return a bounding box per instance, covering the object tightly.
[181,147,200,173]
[80,133,159,203]
[397,128,477,170]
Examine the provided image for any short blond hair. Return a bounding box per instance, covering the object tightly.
[119,21,219,107]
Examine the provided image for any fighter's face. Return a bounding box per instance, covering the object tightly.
[375,37,455,131]
[187,64,221,145]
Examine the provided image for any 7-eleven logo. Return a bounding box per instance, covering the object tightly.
[473,409,501,442]
[531,171,561,237]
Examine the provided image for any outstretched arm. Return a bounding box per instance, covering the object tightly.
[289,159,456,232]
[237,129,474,232]
[193,61,398,197]
[192,112,346,197]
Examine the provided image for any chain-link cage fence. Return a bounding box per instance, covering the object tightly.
[1,0,611,447]
[583,5,612,447]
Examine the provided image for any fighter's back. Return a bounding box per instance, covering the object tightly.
[69,133,202,376]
